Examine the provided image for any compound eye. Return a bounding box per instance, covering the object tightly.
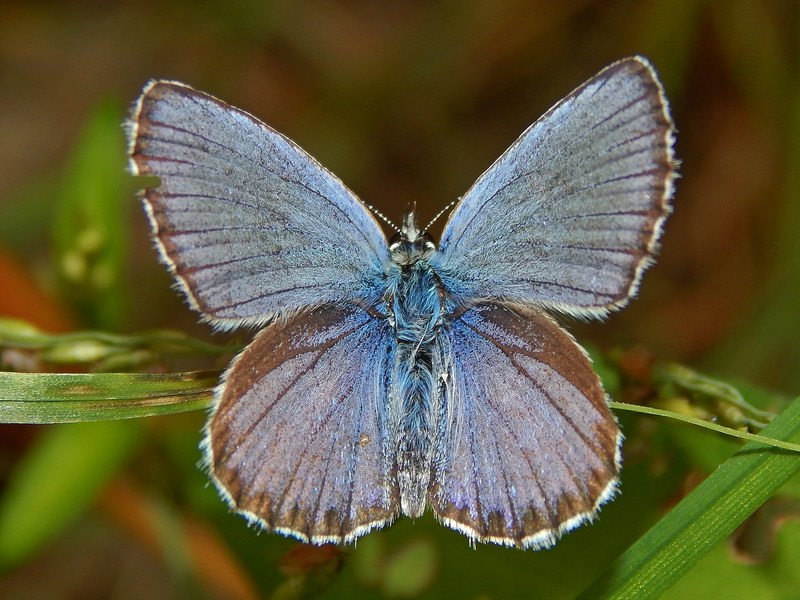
[388,231,404,249]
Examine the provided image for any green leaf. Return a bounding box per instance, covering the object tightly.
[578,396,800,599]
[0,421,139,570]
[0,371,217,423]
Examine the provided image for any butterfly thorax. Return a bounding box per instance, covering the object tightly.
[386,211,446,517]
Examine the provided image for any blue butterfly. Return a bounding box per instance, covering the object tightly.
[128,56,676,549]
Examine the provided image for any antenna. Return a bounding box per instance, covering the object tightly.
[365,202,400,234]
[422,197,460,233]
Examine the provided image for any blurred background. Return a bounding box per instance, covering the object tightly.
[0,1,798,598]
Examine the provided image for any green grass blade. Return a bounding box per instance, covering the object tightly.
[610,401,800,453]
[578,396,800,599]
[0,371,217,423]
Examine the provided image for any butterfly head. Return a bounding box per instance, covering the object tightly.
[389,209,436,266]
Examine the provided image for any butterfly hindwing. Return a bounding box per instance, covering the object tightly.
[436,56,676,317]
[129,81,389,329]
[206,303,399,543]
[429,303,621,549]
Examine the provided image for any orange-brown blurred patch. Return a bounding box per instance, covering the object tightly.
[0,248,73,333]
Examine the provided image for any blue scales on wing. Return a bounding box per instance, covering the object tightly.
[429,304,621,549]
[206,304,399,543]
[435,57,676,318]
[420,56,675,546]
[129,81,389,330]
[129,81,399,543]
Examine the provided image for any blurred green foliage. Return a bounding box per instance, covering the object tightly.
[0,422,140,571]
[51,100,131,330]
[1,0,799,598]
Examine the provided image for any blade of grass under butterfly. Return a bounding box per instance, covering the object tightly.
[0,371,218,423]
[578,396,800,599]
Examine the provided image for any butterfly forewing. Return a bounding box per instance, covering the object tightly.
[207,304,399,543]
[437,56,676,317]
[429,304,620,548]
[129,81,389,329]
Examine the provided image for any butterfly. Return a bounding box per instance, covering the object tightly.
[127,55,676,549]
